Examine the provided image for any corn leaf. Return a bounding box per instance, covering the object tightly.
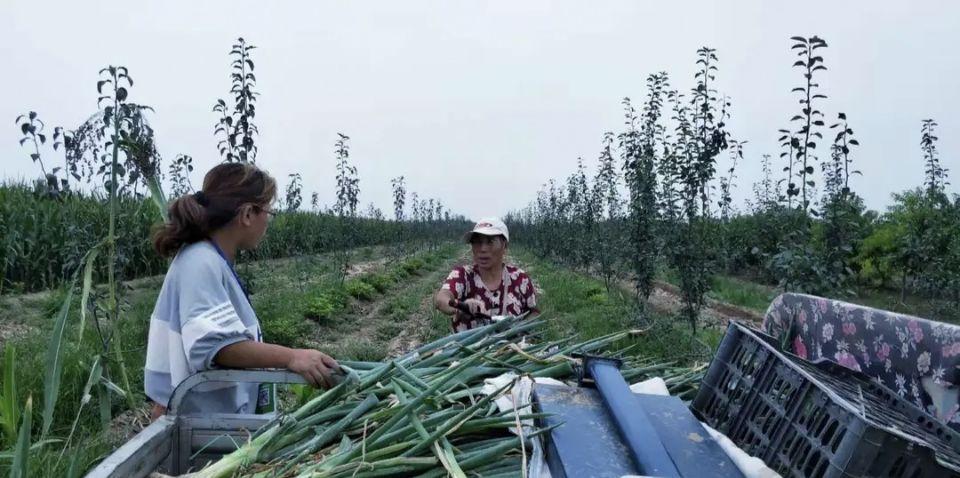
[42,279,76,437]
[63,356,103,453]
[10,396,31,478]
[145,175,168,222]
[78,246,101,345]
[1,345,18,446]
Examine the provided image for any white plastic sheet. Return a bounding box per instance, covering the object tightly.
[482,372,780,478]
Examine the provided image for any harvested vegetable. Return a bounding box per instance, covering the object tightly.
[187,316,704,477]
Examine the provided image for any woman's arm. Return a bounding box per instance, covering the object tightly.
[215,340,341,389]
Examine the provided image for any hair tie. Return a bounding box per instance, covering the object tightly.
[193,191,209,206]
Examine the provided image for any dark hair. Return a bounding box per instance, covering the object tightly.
[153,163,277,257]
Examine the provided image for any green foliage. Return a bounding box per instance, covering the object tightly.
[399,258,425,275]
[15,110,70,196]
[361,273,393,293]
[922,119,948,197]
[0,183,468,295]
[267,315,311,348]
[11,396,31,478]
[344,279,377,301]
[0,346,19,447]
[285,173,303,211]
[623,74,666,304]
[856,221,902,286]
[331,338,388,362]
[788,35,829,213]
[303,288,349,321]
[214,37,259,163]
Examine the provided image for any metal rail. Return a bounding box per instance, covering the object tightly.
[86,369,308,478]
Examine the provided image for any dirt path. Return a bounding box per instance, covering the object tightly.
[633,279,764,326]
[306,248,464,358]
[386,252,468,357]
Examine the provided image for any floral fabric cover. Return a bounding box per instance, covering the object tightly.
[763,293,960,429]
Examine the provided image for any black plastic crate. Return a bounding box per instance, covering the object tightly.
[692,321,960,478]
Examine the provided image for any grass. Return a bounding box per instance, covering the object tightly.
[662,263,960,325]
[517,250,722,365]
[707,275,778,313]
[659,266,777,314]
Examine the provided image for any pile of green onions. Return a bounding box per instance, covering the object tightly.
[188,316,705,478]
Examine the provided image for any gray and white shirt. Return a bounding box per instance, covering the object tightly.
[144,241,262,414]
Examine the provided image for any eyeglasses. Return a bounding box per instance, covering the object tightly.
[252,205,277,219]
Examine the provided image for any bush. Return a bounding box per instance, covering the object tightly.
[361,273,393,293]
[332,337,388,361]
[400,258,425,275]
[303,289,349,321]
[261,312,311,347]
[344,279,377,300]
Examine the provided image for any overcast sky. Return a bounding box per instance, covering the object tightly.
[2,1,958,220]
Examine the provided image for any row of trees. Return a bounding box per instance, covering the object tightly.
[509,36,959,328]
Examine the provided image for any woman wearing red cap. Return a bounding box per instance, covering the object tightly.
[434,217,539,332]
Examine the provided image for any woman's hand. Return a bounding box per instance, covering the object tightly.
[287,349,342,389]
[462,298,488,317]
[150,402,167,421]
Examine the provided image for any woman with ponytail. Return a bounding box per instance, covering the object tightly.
[145,163,341,419]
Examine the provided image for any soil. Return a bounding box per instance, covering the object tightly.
[344,258,390,279]
[306,250,465,358]
[387,252,470,357]
[640,279,764,326]
[107,403,152,445]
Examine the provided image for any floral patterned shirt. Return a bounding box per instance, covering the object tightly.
[441,264,538,332]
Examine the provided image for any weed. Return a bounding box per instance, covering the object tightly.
[344,279,376,301]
